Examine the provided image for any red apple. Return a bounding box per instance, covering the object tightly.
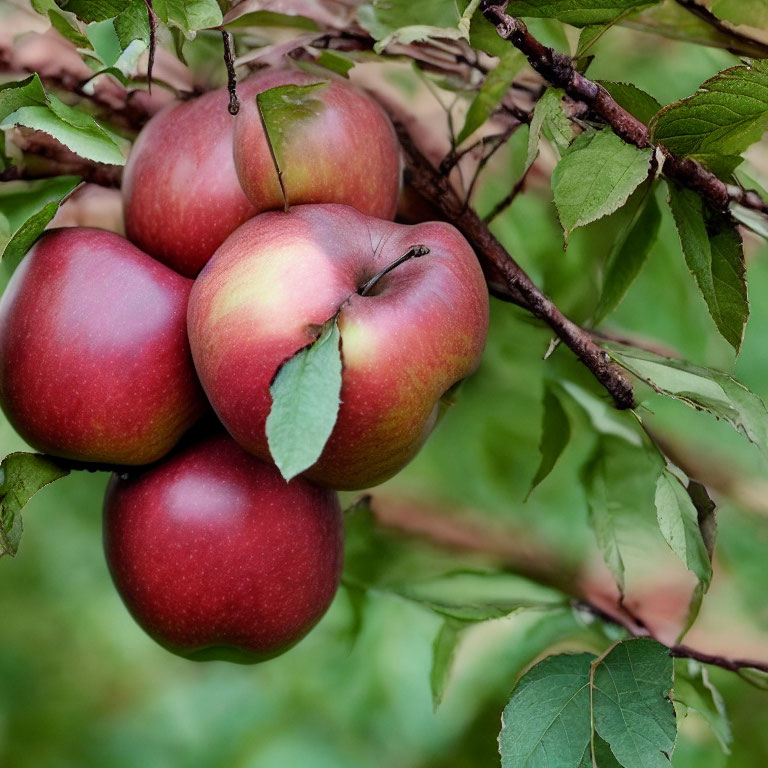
[233,70,401,223]
[122,83,258,278]
[103,433,343,662]
[187,204,489,490]
[0,227,206,465]
[123,70,401,278]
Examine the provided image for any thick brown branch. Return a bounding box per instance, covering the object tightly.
[394,119,635,410]
[480,1,768,219]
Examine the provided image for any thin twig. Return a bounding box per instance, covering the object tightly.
[572,600,768,674]
[142,0,158,93]
[484,164,532,223]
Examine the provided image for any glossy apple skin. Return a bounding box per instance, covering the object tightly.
[187,204,489,490]
[0,227,206,465]
[122,83,259,277]
[103,433,344,663]
[124,70,401,278]
[233,70,401,223]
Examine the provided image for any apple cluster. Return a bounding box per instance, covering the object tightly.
[0,70,489,662]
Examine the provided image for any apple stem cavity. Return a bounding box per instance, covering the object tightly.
[358,245,430,297]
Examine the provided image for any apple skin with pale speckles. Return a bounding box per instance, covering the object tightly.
[187,204,489,490]
[123,70,401,278]
[122,83,259,278]
[0,227,206,465]
[103,433,344,663]
[233,70,401,225]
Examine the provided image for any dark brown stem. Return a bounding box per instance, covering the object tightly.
[142,0,157,93]
[222,30,240,115]
[572,600,768,674]
[673,0,768,58]
[669,644,768,674]
[394,119,635,410]
[480,1,768,219]
[358,245,430,296]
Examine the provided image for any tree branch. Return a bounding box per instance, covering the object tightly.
[373,495,768,676]
[674,0,768,59]
[480,0,768,220]
[392,118,635,410]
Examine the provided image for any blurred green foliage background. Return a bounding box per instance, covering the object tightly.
[1,9,768,768]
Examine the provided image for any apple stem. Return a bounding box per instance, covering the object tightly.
[358,245,430,296]
[222,31,240,116]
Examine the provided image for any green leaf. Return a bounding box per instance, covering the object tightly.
[594,182,661,324]
[256,82,328,206]
[731,202,768,240]
[156,0,223,36]
[0,75,126,166]
[0,75,48,121]
[576,24,606,56]
[667,183,747,353]
[500,640,676,768]
[737,667,768,690]
[32,0,91,46]
[654,469,712,588]
[711,0,768,28]
[0,452,69,557]
[2,104,126,166]
[688,152,743,180]
[579,428,665,594]
[458,49,525,144]
[344,500,564,621]
[113,1,151,47]
[86,18,122,66]
[599,81,662,125]
[608,345,768,458]
[625,2,768,59]
[470,7,510,56]
[358,0,466,50]
[650,59,768,157]
[592,638,676,768]
[499,653,594,768]
[687,481,717,561]
[266,318,343,482]
[430,618,467,710]
[506,0,663,26]
[527,383,571,497]
[315,50,355,78]
[559,380,643,446]
[526,87,570,171]
[56,0,130,22]
[575,6,640,57]
[676,481,717,639]
[675,662,731,754]
[582,440,627,592]
[224,10,320,30]
[0,176,81,266]
[552,129,653,240]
